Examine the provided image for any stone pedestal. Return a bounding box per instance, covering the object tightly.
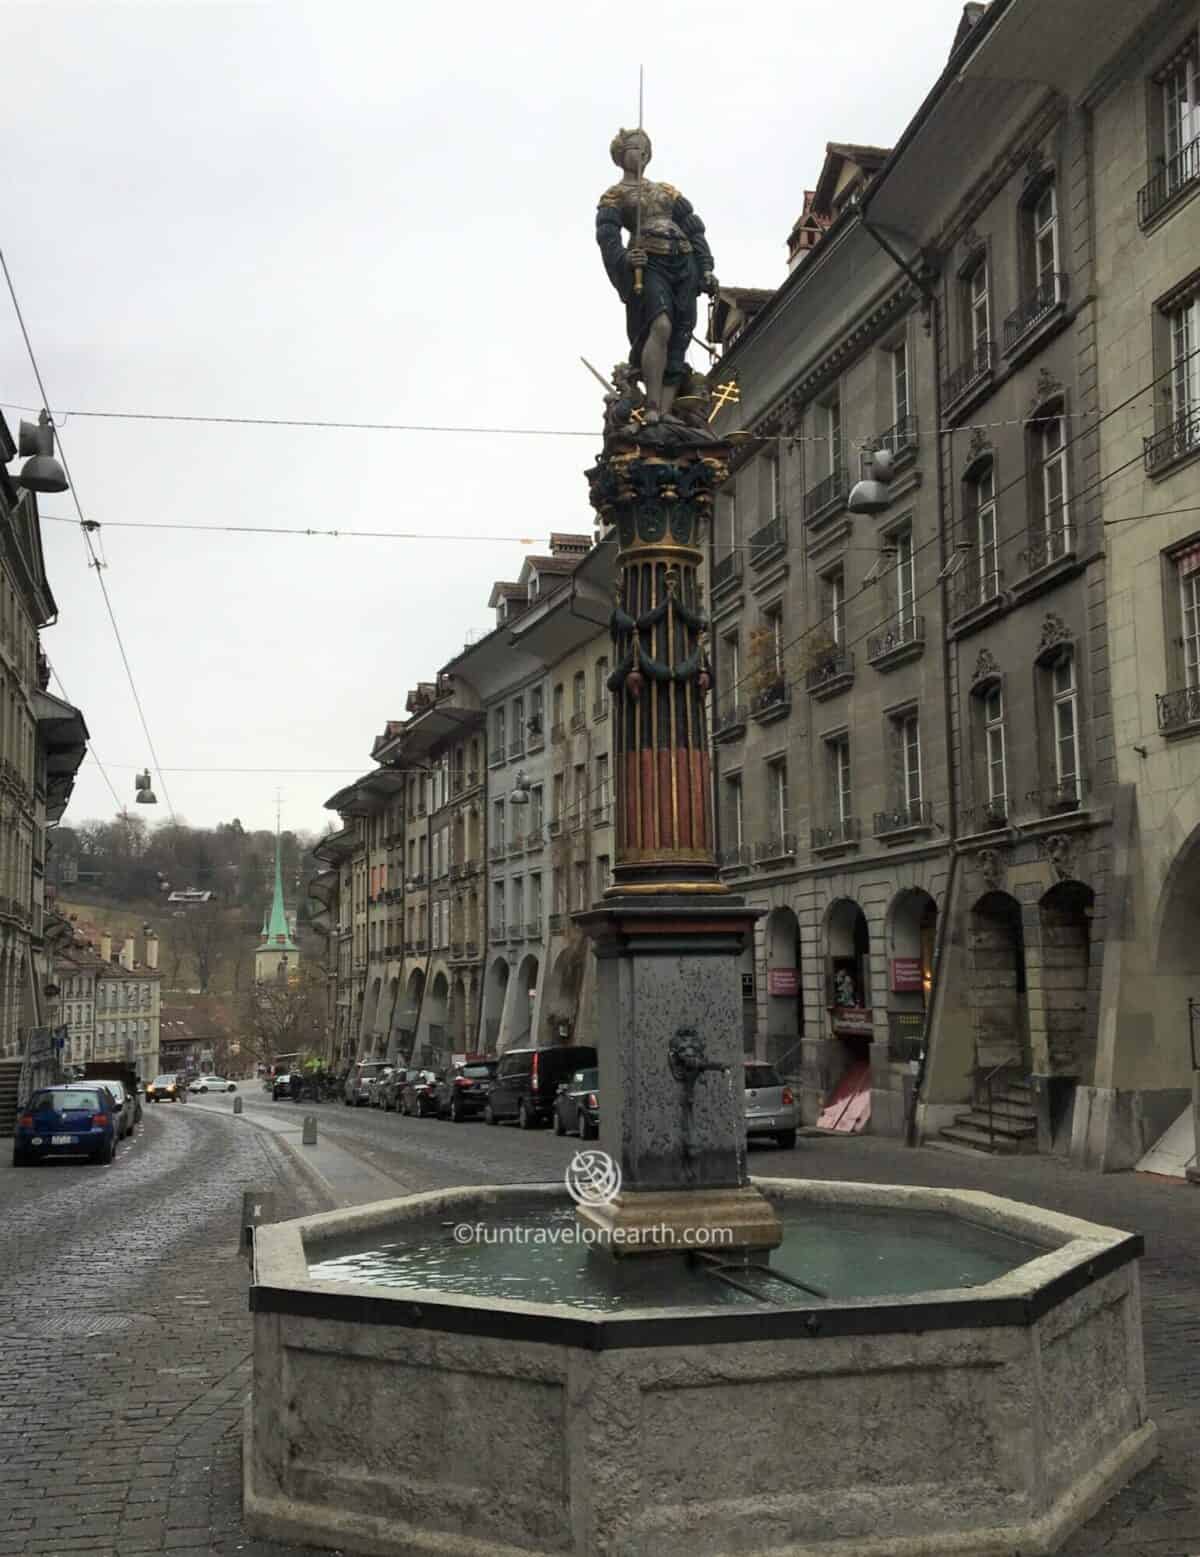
[576,898,781,1254]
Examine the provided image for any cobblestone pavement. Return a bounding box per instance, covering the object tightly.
[0,1104,326,1557]
[3,1095,1199,1555]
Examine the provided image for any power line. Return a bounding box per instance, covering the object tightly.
[1,248,180,821]
[0,395,1104,447]
[38,515,545,545]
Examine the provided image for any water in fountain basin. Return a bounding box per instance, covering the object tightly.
[306,1199,1041,1312]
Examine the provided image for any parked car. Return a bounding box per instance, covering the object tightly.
[552,1068,599,1139]
[189,1075,237,1094]
[82,1063,142,1125]
[146,1073,186,1103]
[484,1045,599,1129]
[435,1059,499,1122]
[369,1066,396,1108]
[272,1072,297,1101]
[12,1083,119,1166]
[343,1060,389,1106]
[399,1071,440,1117]
[378,1068,410,1111]
[743,1061,797,1149]
[90,1078,136,1139]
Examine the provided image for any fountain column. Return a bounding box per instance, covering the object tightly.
[577,427,782,1254]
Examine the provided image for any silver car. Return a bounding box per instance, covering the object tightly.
[743,1061,797,1149]
[344,1061,388,1106]
[86,1078,136,1140]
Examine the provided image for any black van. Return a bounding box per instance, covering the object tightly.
[484,1045,599,1129]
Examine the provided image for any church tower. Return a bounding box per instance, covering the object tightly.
[255,823,301,985]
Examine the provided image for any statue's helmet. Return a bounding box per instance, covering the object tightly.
[610,127,652,169]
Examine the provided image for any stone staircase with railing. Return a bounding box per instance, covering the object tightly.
[0,1059,22,1137]
[939,1073,1039,1154]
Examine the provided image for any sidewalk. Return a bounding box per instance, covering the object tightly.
[187,1093,408,1207]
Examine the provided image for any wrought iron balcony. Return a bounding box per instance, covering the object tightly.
[592,698,609,721]
[570,808,585,832]
[488,747,506,769]
[754,833,797,864]
[716,843,752,871]
[712,701,748,741]
[950,566,1004,621]
[1144,410,1200,476]
[750,680,791,722]
[489,923,506,944]
[711,550,744,594]
[942,340,994,406]
[592,802,611,825]
[1033,777,1086,813]
[964,798,1009,832]
[1138,134,1200,226]
[867,614,925,668]
[811,817,861,851]
[873,412,919,459]
[804,469,848,524]
[1004,273,1068,352]
[508,738,525,760]
[526,716,544,745]
[570,709,587,732]
[1158,683,1200,733]
[749,514,787,566]
[466,768,479,790]
[525,829,544,852]
[488,840,507,860]
[509,832,525,853]
[805,649,854,699]
[1019,526,1074,577]
[874,800,933,837]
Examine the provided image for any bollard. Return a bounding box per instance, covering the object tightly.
[233,1095,244,1115]
[241,1188,276,1256]
[302,1114,318,1146]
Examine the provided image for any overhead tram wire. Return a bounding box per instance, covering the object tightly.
[0,247,177,822]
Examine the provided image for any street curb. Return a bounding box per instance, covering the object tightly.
[248,1118,341,1214]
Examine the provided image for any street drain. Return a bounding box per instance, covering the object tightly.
[0,1310,150,1340]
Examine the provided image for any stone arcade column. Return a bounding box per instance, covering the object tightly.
[576,427,781,1254]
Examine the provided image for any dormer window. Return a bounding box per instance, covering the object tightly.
[528,573,540,600]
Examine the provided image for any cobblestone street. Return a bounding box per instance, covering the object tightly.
[2,1098,1199,1555]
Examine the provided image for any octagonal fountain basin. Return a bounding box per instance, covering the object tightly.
[244,1178,1155,1557]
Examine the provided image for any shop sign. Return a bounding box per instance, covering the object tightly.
[890,957,924,993]
[831,1006,873,1034]
[767,968,800,997]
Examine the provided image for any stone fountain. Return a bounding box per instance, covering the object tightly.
[242,123,1155,1557]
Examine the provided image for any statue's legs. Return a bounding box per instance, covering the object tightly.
[640,313,674,418]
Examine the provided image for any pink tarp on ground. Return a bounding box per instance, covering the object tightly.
[816,1060,871,1133]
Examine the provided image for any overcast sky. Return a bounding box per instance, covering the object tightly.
[1,0,960,839]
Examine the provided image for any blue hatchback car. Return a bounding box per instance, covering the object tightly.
[12,1084,119,1167]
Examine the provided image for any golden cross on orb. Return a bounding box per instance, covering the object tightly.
[708,378,741,423]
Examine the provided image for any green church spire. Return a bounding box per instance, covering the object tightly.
[266,826,298,951]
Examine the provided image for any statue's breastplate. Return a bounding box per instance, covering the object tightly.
[603,181,687,247]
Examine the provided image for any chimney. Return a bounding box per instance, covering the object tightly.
[145,931,159,971]
[121,935,135,970]
[100,932,112,964]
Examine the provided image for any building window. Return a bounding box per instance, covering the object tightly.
[595,753,610,812]
[493,706,505,752]
[829,736,852,826]
[726,773,744,850]
[767,757,788,838]
[827,397,843,475]
[572,763,586,825]
[492,798,505,851]
[572,671,586,717]
[983,688,1008,822]
[1163,47,1199,190]
[724,489,737,553]
[594,656,609,712]
[770,455,783,521]
[722,630,740,696]
[1168,291,1200,443]
[765,604,784,674]
[1178,547,1200,688]
[1031,181,1059,298]
[529,684,544,732]
[492,882,505,929]
[574,862,588,912]
[892,527,915,630]
[1052,650,1080,795]
[552,772,564,824]
[894,712,922,808]
[1034,409,1071,555]
[529,873,542,924]
[595,856,611,896]
[968,259,990,355]
[892,341,909,426]
[824,567,845,644]
[510,877,523,927]
[971,464,999,598]
[530,783,544,835]
[512,696,524,746]
[552,683,564,728]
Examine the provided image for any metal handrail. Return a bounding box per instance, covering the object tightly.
[976,1059,1015,1152]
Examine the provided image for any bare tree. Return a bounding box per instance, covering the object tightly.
[239,965,329,1068]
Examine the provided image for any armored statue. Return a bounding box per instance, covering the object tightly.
[596,128,718,424]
